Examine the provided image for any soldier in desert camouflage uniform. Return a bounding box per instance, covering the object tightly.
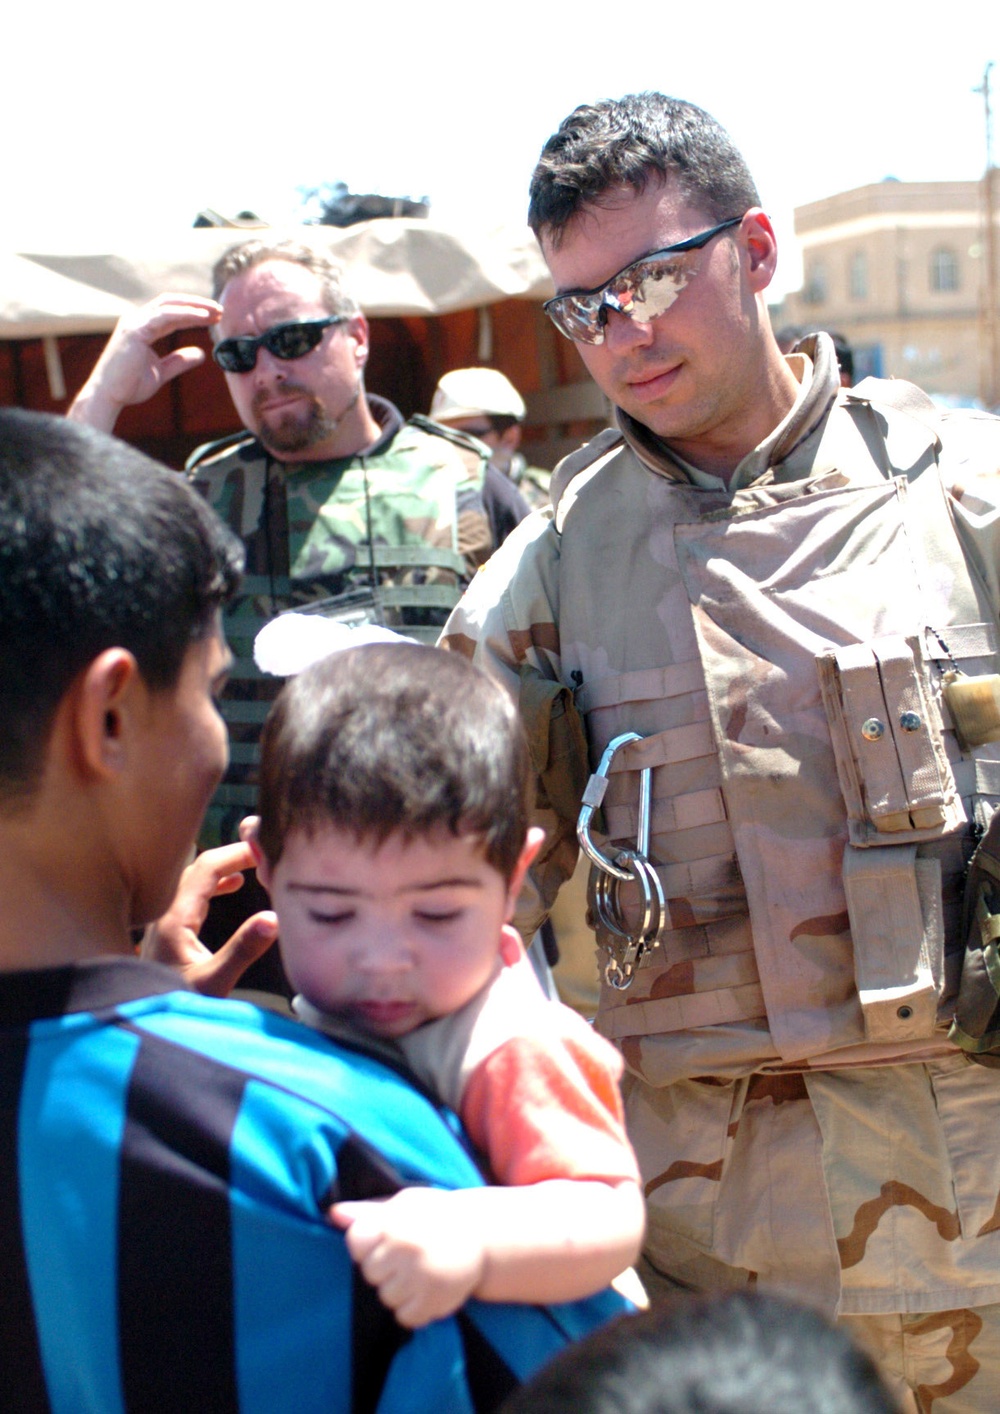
[70,240,491,848]
[443,93,1000,1411]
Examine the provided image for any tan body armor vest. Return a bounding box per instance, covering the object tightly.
[553,392,1000,1084]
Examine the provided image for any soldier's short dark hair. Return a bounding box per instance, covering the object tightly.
[0,410,243,803]
[257,643,531,880]
[500,1290,900,1414]
[211,239,360,319]
[528,93,760,249]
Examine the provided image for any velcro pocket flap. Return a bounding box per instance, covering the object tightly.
[843,844,943,1043]
[817,635,964,846]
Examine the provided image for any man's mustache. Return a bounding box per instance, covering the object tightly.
[252,382,316,417]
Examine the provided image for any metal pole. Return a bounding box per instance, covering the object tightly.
[975,62,998,409]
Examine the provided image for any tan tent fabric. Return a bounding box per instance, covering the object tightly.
[0,253,134,339]
[1,221,553,338]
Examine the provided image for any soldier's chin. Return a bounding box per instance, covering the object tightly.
[256,407,326,456]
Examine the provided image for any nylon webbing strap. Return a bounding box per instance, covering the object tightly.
[843,844,940,1043]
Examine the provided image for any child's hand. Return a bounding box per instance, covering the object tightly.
[141,841,277,996]
[330,1189,486,1329]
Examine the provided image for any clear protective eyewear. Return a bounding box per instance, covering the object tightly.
[543,216,744,345]
[213,316,346,374]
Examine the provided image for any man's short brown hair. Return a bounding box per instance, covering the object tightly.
[211,239,359,318]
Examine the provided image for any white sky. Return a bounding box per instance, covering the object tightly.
[4,0,997,299]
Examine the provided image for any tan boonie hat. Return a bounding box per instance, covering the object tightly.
[430,367,526,424]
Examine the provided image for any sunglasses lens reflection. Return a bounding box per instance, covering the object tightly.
[213,319,336,373]
[544,216,742,344]
[268,325,324,360]
[549,256,695,344]
[215,340,256,373]
[617,260,692,322]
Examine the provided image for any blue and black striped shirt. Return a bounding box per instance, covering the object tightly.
[0,957,625,1413]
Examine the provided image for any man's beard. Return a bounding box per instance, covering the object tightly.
[252,382,339,456]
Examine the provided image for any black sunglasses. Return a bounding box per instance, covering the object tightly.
[212,316,346,374]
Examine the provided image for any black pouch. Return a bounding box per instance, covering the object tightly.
[949,808,1000,1065]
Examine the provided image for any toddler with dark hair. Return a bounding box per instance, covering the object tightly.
[248,641,644,1329]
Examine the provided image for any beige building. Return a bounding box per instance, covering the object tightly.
[776,179,998,407]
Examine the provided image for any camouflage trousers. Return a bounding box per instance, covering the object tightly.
[624,1057,1000,1412]
[842,1307,1000,1413]
[638,1255,1000,1413]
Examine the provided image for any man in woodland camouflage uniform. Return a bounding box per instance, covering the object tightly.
[443,93,1000,1410]
[70,240,491,849]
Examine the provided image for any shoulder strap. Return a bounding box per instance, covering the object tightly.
[408,413,489,460]
[406,413,489,487]
[839,381,943,483]
[847,376,940,422]
[550,427,624,512]
[185,429,260,473]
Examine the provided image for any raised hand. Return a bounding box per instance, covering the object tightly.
[141,840,278,996]
[68,294,223,433]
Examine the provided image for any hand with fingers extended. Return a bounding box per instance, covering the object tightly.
[330,1188,486,1330]
[141,840,278,997]
[67,293,223,433]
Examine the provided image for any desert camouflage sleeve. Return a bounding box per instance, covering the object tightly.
[440,509,589,941]
[947,481,1000,626]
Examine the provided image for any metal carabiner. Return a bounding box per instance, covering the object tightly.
[577,733,644,882]
[576,733,664,989]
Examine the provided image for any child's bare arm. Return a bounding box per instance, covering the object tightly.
[330,1177,645,1329]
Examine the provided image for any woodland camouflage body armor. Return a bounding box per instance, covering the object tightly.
[189,399,490,845]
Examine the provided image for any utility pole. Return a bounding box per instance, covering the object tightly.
[975,62,998,409]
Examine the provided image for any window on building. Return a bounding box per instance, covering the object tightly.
[803,262,828,305]
[930,248,959,293]
[849,251,868,300]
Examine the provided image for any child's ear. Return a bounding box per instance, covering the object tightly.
[503,827,546,920]
[499,925,524,968]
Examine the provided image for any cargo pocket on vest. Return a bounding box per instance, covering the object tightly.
[817,634,964,845]
[820,634,958,1043]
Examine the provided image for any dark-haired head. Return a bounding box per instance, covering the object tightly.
[500,1290,900,1414]
[257,642,530,878]
[528,93,760,249]
[0,410,243,804]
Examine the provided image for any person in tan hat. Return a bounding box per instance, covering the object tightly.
[431,368,551,541]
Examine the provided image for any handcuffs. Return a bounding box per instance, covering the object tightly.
[576,732,665,990]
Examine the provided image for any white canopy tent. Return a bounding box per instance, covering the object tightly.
[1,220,554,340]
[1,221,607,455]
